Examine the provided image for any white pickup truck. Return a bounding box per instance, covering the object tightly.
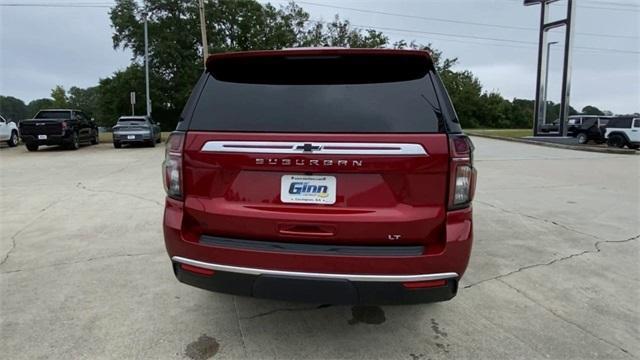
[605,116,640,150]
[0,114,19,147]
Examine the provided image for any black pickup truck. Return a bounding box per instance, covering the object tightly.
[19,109,99,151]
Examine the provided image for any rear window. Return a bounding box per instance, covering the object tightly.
[119,117,146,122]
[35,111,71,119]
[189,54,443,133]
[609,118,632,128]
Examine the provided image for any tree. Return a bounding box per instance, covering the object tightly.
[581,105,604,115]
[509,98,534,129]
[68,86,99,118]
[301,15,387,48]
[96,64,147,127]
[0,96,28,122]
[26,98,54,117]
[108,0,389,129]
[50,85,69,108]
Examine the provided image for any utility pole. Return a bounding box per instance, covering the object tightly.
[198,0,208,69]
[144,13,151,117]
[542,41,558,124]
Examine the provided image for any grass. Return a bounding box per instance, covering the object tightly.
[465,129,532,138]
[99,131,172,143]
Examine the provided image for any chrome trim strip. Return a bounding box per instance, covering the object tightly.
[172,256,457,282]
[201,141,427,155]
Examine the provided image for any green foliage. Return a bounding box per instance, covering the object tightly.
[0,96,28,122]
[581,105,604,116]
[26,98,54,117]
[50,85,69,108]
[95,64,147,127]
[509,98,535,128]
[68,86,99,119]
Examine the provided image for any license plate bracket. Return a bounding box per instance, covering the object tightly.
[281,175,336,204]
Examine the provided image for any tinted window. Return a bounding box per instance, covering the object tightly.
[609,118,632,128]
[119,117,146,122]
[190,75,442,133]
[35,111,71,119]
[634,119,640,127]
[582,118,596,127]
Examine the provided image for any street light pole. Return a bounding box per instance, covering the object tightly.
[542,41,558,128]
[144,13,151,117]
[198,0,208,69]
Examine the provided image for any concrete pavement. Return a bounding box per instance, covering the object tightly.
[0,138,638,359]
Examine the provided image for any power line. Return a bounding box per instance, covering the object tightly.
[0,3,111,7]
[514,0,640,12]
[5,1,638,55]
[297,0,638,40]
[582,0,640,8]
[309,20,639,55]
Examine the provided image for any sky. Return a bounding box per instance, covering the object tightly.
[0,0,638,114]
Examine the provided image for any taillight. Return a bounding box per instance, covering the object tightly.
[448,135,477,210]
[163,132,185,200]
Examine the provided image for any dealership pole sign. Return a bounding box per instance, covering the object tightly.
[525,0,575,137]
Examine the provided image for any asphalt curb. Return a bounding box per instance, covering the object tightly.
[466,133,638,155]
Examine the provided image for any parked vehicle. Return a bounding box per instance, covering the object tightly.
[605,116,640,149]
[567,115,595,136]
[19,109,98,151]
[569,116,611,144]
[0,114,19,147]
[163,48,477,304]
[112,115,161,148]
[539,119,559,133]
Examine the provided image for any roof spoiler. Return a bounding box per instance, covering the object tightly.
[205,48,434,85]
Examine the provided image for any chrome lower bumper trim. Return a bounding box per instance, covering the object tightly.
[172,256,458,282]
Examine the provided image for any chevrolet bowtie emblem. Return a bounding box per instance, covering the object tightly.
[295,143,322,152]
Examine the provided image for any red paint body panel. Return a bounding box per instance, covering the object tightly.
[163,131,473,278]
[164,198,472,277]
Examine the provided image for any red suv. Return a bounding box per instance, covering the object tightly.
[163,48,476,304]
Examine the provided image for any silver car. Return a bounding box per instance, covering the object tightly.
[112,116,161,148]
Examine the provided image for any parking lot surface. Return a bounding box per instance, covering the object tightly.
[1,138,638,360]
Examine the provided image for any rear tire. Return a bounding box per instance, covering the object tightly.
[113,141,122,149]
[8,131,18,147]
[629,144,639,150]
[607,134,626,148]
[67,132,80,150]
[26,143,38,152]
[576,133,588,144]
[91,130,99,145]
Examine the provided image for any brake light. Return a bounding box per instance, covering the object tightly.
[163,132,185,200]
[448,135,476,210]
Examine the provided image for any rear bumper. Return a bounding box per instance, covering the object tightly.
[20,133,71,145]
[113,131,152,143]
[172,256,458,304]
[164,199,473,304]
